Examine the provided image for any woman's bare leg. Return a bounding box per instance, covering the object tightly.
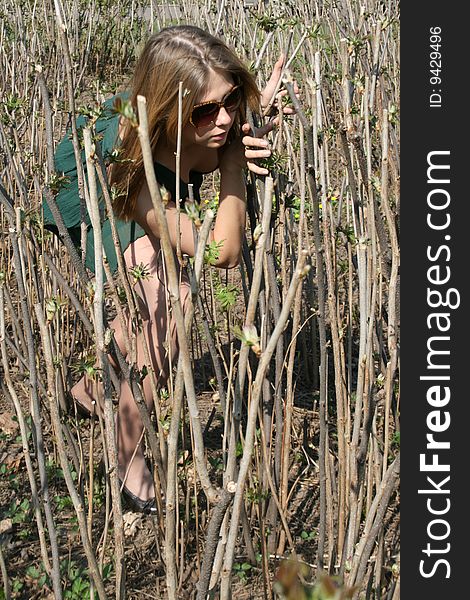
[115,347,157,500]
[71,234,188,500]
[70,313,129,415]
[115,236,189,500]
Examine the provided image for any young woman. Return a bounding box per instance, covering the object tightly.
[45,25,287,513]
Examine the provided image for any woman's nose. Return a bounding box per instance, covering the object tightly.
[214,106,233,127]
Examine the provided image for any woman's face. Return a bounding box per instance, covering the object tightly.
[182,69,238,150]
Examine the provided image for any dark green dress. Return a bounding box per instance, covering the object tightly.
[43,93,203,273]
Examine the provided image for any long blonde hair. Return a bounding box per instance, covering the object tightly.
[110,25,260,219]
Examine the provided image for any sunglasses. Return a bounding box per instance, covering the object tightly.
[190,85,243,128]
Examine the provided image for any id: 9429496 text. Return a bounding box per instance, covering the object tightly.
[429,26,442,108]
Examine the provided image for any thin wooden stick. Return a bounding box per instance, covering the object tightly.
[0,289,52,578]
[137,94,219,505]
[83,127,126,598]
[0,185,63,600]
[35,303,107,600]
[220,250,309,598]
[166,210,215,600]
[283,74,329,570]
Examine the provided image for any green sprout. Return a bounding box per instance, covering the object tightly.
[204,240,224,265]
[233,324,261,357]
[113,97,137,126]
[184,199,202,228]
[233,561,253,583]
[77,103,105,123]
[129,262,151,283]
[45,295,69,322]
[48,173,70,193]
[71,355,100,380]
[215,283,239,311]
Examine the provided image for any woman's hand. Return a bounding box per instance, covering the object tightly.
[218,124,273,176]
[235,54,302,176]
[241,121,273,176]
[261,53,300,119]
[217,55,301,177]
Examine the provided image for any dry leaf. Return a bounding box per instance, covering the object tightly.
[0,518,13,535]
[123,511,143,537]
[0,412,18,435]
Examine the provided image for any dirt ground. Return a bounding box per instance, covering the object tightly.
[0,364,328,599]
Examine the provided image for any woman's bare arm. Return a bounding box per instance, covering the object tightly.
[131,161,247,269]
[131,130,271,268]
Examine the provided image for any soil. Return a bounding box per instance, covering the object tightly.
[0,376,324,599]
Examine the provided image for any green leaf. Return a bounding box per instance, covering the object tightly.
[26,565,40,579]
[204,240,224,265]
[215,283,239,310]
[102,562,113,580]
[113,98,137,126]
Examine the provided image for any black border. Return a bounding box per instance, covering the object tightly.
[402,3,468,595]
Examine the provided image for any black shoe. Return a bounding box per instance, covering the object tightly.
[70,394,97,419]
[119,479,158,516]
[74,398,93,418]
